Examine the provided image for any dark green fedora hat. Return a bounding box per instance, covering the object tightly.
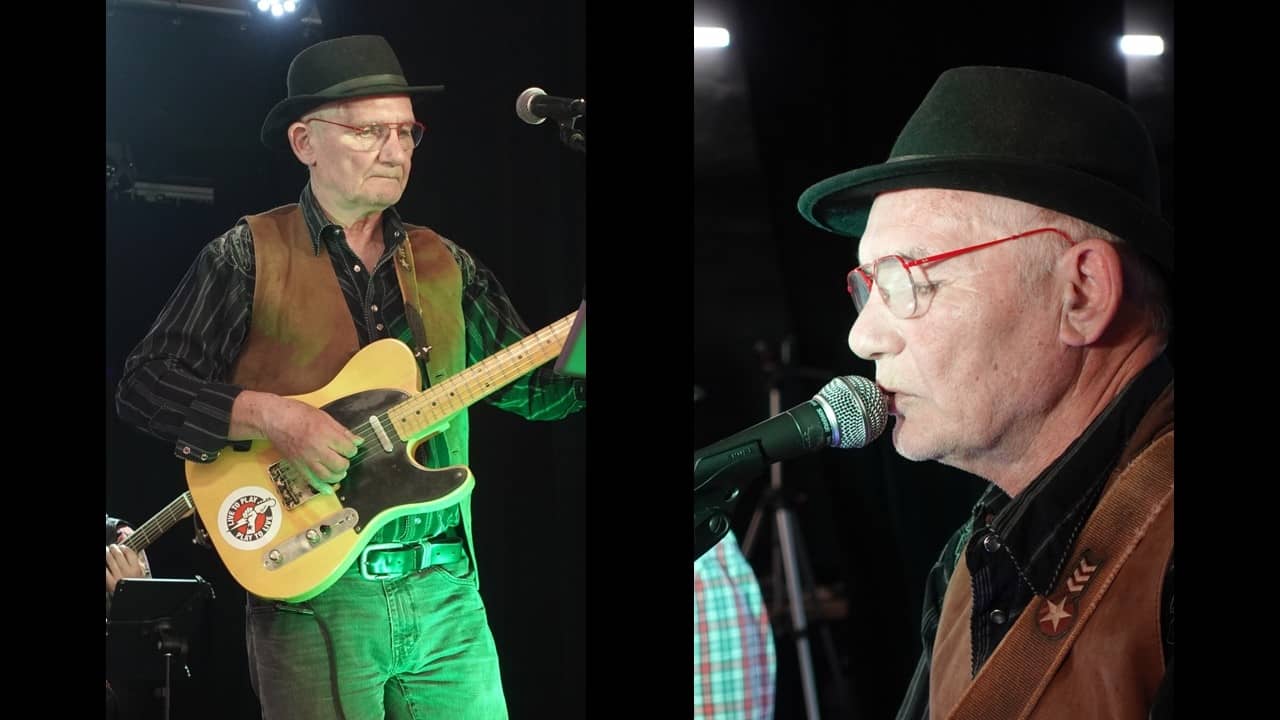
[797,66,1172,275]
[261,35,445,151]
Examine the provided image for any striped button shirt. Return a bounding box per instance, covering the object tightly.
[115,184,585,541]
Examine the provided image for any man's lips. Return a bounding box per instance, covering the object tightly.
[878,385,901,415]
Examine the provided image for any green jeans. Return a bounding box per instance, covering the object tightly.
[245,551,507,719]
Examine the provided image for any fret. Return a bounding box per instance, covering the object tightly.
[390,312,576,440]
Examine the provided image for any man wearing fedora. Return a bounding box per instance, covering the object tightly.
[116,34,584,718]
[796,66,1173,718]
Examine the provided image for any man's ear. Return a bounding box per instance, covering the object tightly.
[288,121,316,166]
[1057,238,1123,346]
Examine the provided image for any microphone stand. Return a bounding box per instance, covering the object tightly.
[738,339,851,720]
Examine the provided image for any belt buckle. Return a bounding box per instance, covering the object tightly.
[359,542,421,581]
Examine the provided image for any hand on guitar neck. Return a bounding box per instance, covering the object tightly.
[105,527,149,595]
[105,491,195,595]
[231,390,365,494]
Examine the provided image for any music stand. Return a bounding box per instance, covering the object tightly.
[107,577,214,720]
[555,299,586,378]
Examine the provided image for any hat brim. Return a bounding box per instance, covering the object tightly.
[260,83,445,150]
[797,155,1173,275]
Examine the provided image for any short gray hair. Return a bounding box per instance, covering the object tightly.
[969,192,1172,337]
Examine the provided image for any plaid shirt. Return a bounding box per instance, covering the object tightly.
[694,531,775,720]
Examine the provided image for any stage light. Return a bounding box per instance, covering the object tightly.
[695,27,730,49]
[256,0,300,17]
[1119,35,1164,57]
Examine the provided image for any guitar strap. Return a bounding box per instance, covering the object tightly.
[392,237,434,379]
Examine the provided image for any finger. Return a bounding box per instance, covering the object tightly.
[317,451,350,477]
[303,464,337,494]
[336,435,361,458]
[308,475,335,495]
[105,546,123,574]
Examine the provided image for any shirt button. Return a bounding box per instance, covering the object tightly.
[353,264,362,273]
[376,323,385,331]
[982,533,1002,553]
[371,304,379,312]
[989,609,1007,625]
[181,446,191,455]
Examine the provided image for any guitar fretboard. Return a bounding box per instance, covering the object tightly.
[121,492,195,553]
[390,311,577,440]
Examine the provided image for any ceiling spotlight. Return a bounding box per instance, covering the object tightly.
[1119,35,1164,57]
[256,0,300,16]
[695,27,730,49]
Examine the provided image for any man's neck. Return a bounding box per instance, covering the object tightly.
[979,335,1166,498]
[310,185,386,249]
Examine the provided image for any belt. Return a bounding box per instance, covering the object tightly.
[358,537,466,581]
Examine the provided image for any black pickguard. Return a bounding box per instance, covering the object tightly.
[320,389,469,534]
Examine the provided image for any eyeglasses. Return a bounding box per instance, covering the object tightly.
[847,227,1071,318]
[304,118,426,152]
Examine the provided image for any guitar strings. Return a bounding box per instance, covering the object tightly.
[279,319,569,484]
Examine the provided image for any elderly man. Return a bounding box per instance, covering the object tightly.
[116,35,585,719]
[797,66,1173,719]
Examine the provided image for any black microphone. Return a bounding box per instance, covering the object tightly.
[692,376,887,560]
[516,87,586,125]
[694,376,887,489]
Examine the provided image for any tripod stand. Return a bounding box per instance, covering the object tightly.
[740,343,850,720]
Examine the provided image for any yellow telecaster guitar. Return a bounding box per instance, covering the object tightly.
[185,311,577,603]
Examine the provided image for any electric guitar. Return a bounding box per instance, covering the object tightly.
[115,492,197,555]
[185,311,578,603]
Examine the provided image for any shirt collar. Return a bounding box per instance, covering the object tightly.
[973,354,1174,595]
[298,183,408,256]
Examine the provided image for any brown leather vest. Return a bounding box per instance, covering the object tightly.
[931,387,1174,719]
[232,205,477,562]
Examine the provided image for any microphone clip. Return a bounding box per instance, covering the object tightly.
[558,117,585,154]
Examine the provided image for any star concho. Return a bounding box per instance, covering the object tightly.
[1037,549,1102,638]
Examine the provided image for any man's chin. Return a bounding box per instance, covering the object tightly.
[891,420,938,463]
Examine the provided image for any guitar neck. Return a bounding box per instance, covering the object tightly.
[389,311,577,440]
[121,491,195,553]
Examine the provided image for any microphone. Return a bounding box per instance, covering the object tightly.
[692,376,887,560]
[516,87,586,125]
[693,375,887,489]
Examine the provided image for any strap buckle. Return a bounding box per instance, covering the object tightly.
[358,539,464,581]
[360,542,418,580]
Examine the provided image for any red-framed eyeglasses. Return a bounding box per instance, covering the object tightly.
[304,118,426,151]
[847,227,1072,318]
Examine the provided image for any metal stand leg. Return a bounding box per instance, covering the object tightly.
[741,380,850,720]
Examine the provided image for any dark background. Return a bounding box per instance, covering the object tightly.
[94,1,1212,718]
[694,1,1174,718]
[105,1,590,717]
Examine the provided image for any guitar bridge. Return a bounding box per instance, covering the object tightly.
[262,509,359,571]
[269,461,314,509]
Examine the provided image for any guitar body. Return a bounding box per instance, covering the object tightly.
[186,339,475,603]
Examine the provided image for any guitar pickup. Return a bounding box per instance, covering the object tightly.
[262,509,359,571]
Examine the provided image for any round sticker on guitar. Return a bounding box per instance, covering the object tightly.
[218,487,282,549]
